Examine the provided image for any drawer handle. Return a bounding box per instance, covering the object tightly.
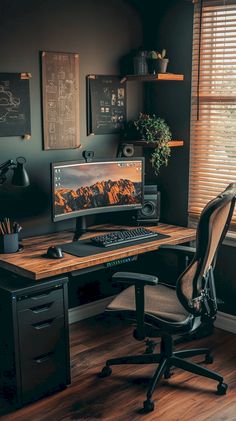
[34,352,54,364]
[30,302,53,313]
[31,292,51,300]
[32,318,54,330]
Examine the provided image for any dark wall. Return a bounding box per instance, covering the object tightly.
[0,0,143,237]
[142,0,193,227]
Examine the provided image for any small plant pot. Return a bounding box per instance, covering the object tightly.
[147,58,169,74]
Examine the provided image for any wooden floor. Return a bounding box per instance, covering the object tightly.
[1,316,236,421]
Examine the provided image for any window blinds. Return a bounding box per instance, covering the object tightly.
[189,0,236,228]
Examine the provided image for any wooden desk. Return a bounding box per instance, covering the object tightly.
[0,223,195,281]
[0,223,195,407]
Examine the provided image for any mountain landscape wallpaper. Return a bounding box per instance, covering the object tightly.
[54,162,142,216]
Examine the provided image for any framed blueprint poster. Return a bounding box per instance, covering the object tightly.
[87,75,126,135]
[0,73,31,137]
[41,51,80,150]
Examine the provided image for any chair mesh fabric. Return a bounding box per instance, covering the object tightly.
[177,261,198,308]
[107,283,189,323]
[203,203,231,276]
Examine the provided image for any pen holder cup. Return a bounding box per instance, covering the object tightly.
[0,233,19,253]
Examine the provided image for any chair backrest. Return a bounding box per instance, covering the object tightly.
[177,183,236,315]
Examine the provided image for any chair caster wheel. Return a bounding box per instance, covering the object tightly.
[143,399,154,413]
[164,369,172,379]
[145,341,156,354]
[217,382,228,395]
[133,328,145,341]
[99,366,112,378]
[205,353,214,364]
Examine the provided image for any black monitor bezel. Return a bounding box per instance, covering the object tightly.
[51,157,145,222]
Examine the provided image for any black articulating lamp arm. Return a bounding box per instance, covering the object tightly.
[0,157,30,187]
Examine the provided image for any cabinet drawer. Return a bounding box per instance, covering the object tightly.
[17,287,63,311]
[18,298,64,325]
[19,315,65,360]
[21,347,67,404]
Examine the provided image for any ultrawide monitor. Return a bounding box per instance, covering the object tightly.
[51,158,144,223]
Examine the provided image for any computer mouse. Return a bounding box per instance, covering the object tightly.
[46,245,64,259]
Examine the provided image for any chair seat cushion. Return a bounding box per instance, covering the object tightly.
[107,283,191,328]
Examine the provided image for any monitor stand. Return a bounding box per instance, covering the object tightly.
[73,216,87,241]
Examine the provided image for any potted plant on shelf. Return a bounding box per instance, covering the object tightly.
[134,113,172,174]
[147,49,169,74]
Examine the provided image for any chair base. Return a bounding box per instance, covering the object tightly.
[144,317,215,354]
[174,318,215,345]
[99,333,227,412]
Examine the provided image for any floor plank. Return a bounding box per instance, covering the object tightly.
[0,315,236,421]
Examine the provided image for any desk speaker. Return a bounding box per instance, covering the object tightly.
[117,143,135,157]
[137,185,160,225]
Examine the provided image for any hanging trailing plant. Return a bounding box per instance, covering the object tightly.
[134,113,172,174]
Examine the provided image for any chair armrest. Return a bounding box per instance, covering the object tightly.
[112,272,158,341]
[112,271,158,286]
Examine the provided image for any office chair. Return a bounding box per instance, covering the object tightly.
[99,183,236,413]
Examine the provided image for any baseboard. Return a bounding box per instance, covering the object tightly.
[215,311,236,334]
[68,296,115,324]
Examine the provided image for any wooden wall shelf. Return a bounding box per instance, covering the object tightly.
[122,140,184,148]
[121,73,184,83]
[168,140,184,147]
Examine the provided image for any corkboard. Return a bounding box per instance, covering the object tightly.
[41,51,80,150]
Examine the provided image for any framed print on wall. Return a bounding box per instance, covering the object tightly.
[41,51,80,150]
[0,72,31,137]
[87,74,126,135]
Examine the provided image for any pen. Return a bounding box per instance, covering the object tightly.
[0,219,22,235]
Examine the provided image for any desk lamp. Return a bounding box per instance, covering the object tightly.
[0,157,30,186]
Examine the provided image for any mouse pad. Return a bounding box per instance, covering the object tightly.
[59,232,170,258]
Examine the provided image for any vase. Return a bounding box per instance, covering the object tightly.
[133,51,148,75]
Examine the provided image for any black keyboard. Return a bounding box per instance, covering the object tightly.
[90,227,159,248]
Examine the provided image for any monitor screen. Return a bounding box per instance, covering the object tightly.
[51,158,144,222]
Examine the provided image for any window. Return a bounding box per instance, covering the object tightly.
[189,0,236,229]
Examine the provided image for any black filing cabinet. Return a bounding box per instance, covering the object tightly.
[0,272,70,407]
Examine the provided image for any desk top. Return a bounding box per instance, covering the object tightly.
[0,224,195,281]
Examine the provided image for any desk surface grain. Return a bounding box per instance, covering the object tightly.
[0,224,195,280]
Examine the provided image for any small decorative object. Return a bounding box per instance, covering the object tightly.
[133,50,148,75]
[147,49,169,74]
[134,113,172,174]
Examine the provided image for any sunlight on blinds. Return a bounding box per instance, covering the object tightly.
[189,0,236,228]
